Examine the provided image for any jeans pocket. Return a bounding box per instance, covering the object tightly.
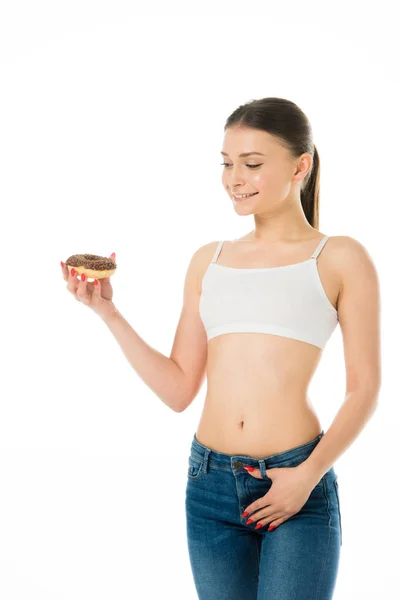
[333,479,343,546]
[187,455,205,480]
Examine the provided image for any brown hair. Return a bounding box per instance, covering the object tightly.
[224,97,320,229]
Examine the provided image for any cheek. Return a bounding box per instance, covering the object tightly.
[256,167,287,194]
[254,171,277,192]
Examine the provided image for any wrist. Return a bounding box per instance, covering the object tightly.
[297,460,325,489]
[97,304,120,325]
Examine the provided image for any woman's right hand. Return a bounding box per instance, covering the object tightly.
[60,253,117,319]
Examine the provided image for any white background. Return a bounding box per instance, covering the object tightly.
[0,1,397,598]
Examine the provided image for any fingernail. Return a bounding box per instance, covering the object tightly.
[81,273,85,281]
[244,466,255,472]
[71,268,75,276]
[94,279,98,286]
[242,511,249,517]
[60,261,65,268]
[268,525,275,531]
[246,519,253,524]
[255,523,263,530]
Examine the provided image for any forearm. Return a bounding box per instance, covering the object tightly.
[299,385,380,485]
[101,307,189,412]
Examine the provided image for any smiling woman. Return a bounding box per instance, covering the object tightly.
[180,96,381,600]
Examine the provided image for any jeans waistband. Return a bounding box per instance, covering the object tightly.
[190,430,325,474]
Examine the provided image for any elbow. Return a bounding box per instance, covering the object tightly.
[347,369,381,398]
[173,393,195,413]
[173,398,192,413]
[172,378,197,413]
[347,379,381,405]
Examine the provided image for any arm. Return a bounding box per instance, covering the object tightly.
[299,236,381,484]
[101,243,210,413]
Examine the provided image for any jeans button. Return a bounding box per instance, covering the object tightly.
[233,460,243,469]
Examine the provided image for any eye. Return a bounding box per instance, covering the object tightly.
[220,163,262,169]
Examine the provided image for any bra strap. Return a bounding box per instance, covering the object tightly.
[311,235,329,259]
[211,241,224,263]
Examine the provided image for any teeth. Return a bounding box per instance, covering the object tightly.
[234,192,257,198]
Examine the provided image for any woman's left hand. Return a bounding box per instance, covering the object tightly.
[241,464,319,531]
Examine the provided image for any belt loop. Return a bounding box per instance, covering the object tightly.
[202,448,211,474]
[258,459,267,479]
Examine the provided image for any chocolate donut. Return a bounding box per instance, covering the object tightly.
[65,254,117,279]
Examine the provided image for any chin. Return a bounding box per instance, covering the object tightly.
[233,206,255,215]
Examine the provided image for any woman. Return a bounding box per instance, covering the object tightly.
[60,97,381,599]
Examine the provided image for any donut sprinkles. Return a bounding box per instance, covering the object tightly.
[65,254,117,279]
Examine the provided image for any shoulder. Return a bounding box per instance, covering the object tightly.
[327,235,376,263]
[190,240,222,264]
[184,241,222,294]
[327,235,379,291]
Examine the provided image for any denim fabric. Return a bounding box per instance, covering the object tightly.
[185,430,342,599]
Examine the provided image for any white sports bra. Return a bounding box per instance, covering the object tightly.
[199,235,339,349]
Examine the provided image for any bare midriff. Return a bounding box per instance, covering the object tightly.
[196,334,325,458]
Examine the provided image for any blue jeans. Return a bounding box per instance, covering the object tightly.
[185,430,342,599]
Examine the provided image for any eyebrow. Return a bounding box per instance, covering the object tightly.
[220,151,265,157]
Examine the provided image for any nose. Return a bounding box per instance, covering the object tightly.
[228,168,246,189]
